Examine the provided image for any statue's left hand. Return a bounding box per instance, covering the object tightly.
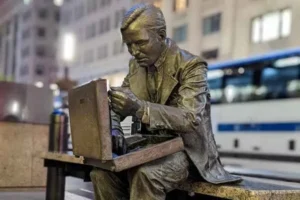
[109,87,144,117]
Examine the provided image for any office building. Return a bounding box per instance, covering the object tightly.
[57,0,133,86]
[0,0,61,88]
[59,0,300,85]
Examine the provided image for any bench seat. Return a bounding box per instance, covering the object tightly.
[179,179,300,200]
[40,152,300,200]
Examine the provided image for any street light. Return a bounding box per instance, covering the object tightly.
[62,33,76,63]
[55,32,77,107]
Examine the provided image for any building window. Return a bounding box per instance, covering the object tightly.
[48,47,56,58]
[35,64,45,76]
[173,24,187,43]
[203,13,221,35]
[6,21,10,36]
[114,8,126,28]
[37,27,46,37]
[99,17,110,34]
[22,10,31,22]
[36,45,46,57]
[54,29,59,39]
[100,0,111,7]
[289,140,295,151]
[173,0,188,13]
[234,139,239,148]
[22,29,30,39]
[54,10,60,22]
[86,23,96,39]
[84,49,94,63]
[113,40,124,55]
[38,8,48,19]
[74,4,84,20]
[76,28,83,42]
[20,65,29,76]
[97,45,108,59]
[87,0,97,13]
[61,9,71,25]
[251,8,292,43]
[21,46,30,58]
[202,49,219,60]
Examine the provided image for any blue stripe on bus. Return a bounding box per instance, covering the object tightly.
[217,122,300,132]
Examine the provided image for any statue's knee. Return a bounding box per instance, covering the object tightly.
[134,165,161,182]
[135,166,150,178]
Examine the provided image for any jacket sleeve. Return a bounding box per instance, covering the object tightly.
[145,59,208,133]
[110,59,134,132]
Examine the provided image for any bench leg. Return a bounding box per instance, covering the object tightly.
[46,167,66,200]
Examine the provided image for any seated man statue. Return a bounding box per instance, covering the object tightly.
[90,3,242,200]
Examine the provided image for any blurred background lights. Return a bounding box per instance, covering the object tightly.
[274,56,300,68]
[23,0,32,5]
[238,67,245,74]
[35,81,44,88]
[53,0,64,6]
[10,101,19,114]
[50,83,59,90]
[62,33,76,62]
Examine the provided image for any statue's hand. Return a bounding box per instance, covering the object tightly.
[111,129,127,155]
[109,87,144,117]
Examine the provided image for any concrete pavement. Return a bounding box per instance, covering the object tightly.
[0,177,94,200]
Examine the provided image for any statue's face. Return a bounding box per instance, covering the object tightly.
[122,18,165,68]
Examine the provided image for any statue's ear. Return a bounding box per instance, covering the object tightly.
[158,29,166,41]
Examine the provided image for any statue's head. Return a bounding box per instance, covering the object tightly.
[121,3,166,68]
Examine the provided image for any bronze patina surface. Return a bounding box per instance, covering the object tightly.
[41,152,300,199]
[89,2,242,200]
[68,79,112,160]
[68,79,185,171]
[109,3,242,184]
[179,180,300,200]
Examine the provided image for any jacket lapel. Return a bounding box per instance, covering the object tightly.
[159,65,178,105]
[129,38,179,104]
[129,67,150,101]
[129,65,178,104]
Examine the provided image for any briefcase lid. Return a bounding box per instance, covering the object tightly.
[68,79,112,160]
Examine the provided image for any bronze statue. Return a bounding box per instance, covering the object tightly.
[90,3,242,200]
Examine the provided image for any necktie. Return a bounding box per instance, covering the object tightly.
[147,66,157,102]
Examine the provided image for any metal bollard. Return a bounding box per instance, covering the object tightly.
[48,109,69,152]
[46,109,69,200]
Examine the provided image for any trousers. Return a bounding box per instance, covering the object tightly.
[90,151,189,200]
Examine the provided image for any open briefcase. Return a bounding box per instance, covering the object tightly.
[68,78,184,172]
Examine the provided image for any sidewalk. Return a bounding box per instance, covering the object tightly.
[0,177,94,200]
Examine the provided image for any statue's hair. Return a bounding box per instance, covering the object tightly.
[120,3,166,37]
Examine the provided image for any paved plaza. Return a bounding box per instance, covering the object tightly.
[0,177,94,200]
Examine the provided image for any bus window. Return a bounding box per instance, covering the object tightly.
[287,80,300,97]
[207,70,224,104]
[223,69,254,103]
[261,62,299,99]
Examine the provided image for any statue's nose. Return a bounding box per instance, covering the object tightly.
[131,44,140,57]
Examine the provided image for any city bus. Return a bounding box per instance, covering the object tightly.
[207,47,300,172]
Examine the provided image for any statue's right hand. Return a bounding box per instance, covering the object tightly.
[111,129,127,156]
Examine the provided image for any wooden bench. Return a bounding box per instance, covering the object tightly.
[41,152,300,200]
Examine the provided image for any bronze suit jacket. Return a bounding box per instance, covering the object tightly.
[112,38,242,184]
